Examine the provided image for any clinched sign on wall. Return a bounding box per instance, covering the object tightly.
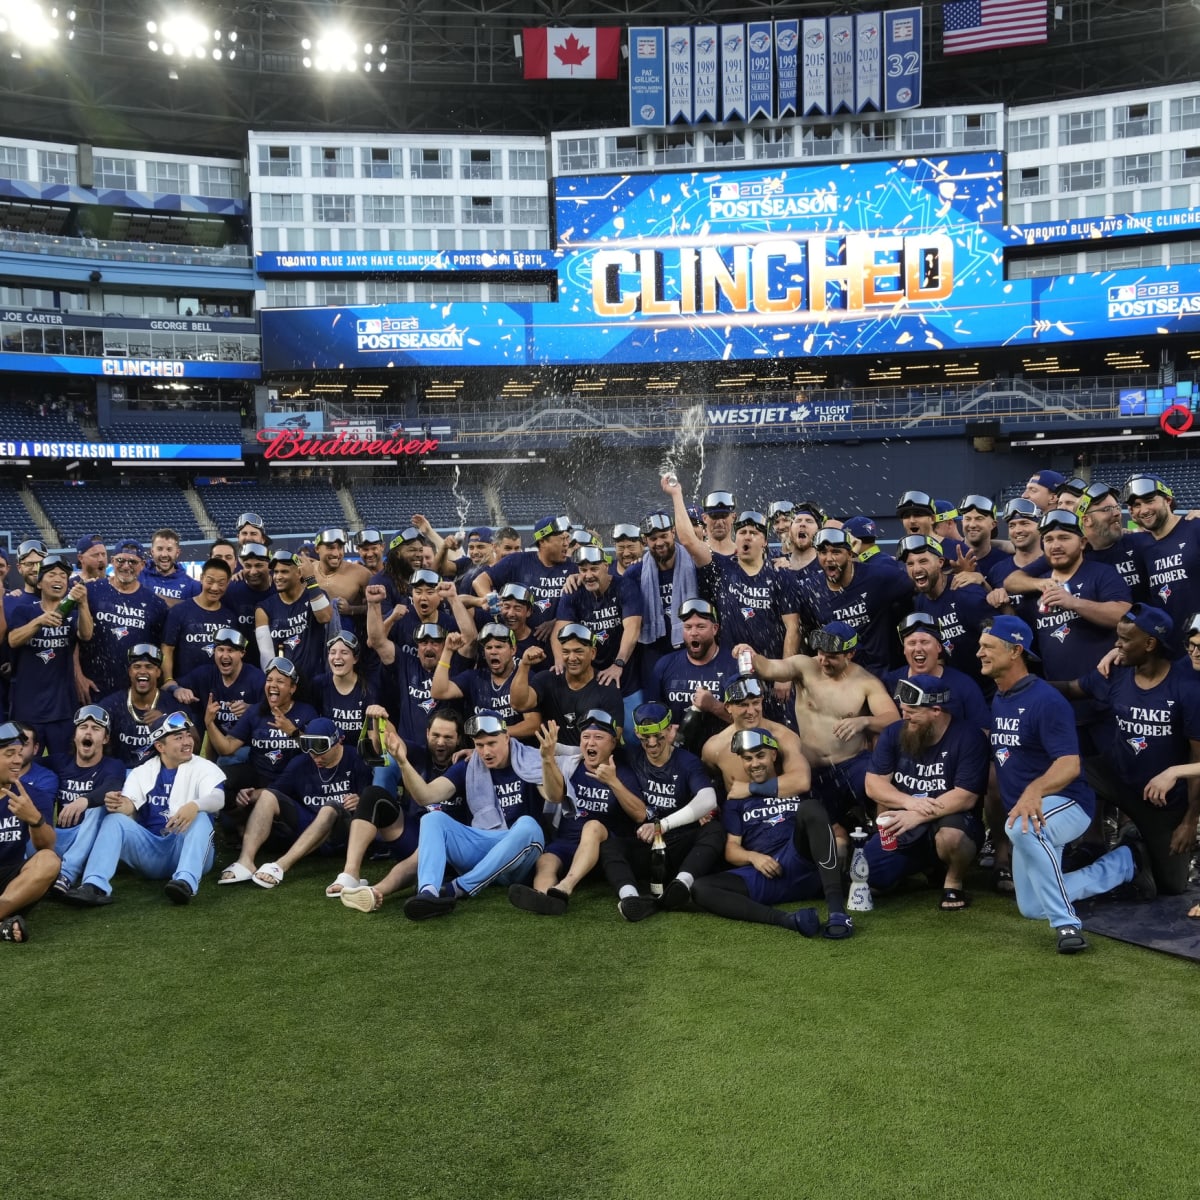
[629,9,920,128]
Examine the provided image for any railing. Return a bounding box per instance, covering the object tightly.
[0,227,252,268]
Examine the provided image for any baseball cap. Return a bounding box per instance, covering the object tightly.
[37,555,70,581]
[298,541,317,557]
[389,527,425,550]
[1124,475,1174,503]
[75,534,105,556]
[298,717,342,755]
[640,512,674,535]
[467,526,494,543]
[809,621,859,654]
[933,499,959,521]
[795,500,828,524]
[479,622,516,645]
[112,539,145,559]
[632,702,672,736]
[1074,483,1119,516]
[843,516,879,542]
[533,515,571,542]
[1029,469,1066,490]
[1122,603,1173,647]
[984,615,1039,660]
[269,549,300,567]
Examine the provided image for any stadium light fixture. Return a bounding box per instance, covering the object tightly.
[147,12,238,62]
[0,2,76,48]
[301,26,387,72]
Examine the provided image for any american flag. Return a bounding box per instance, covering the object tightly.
[943,0,1048,55]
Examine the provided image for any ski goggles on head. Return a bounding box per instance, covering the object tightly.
[814,528,851,549]
[897,612,942,641]
[639,513,674,535]
[355,528,384,545]
[893,678,950,708]
[633,704,672,738]
[1039,509,1083,536]
[724,677,765,703]
[128,643,163,665]
[269,550,300,567]
[73,705,111,729]
[678,597,718,622]
[734,511,768,534]
[316,528,347,546]
[795,501,827,524]
[237,511,265,531]
[1002,498,1040,522]
[414,623,447,643]
[896,490,934,514]
[1185,612,1200,639]
[1074,483,1119,517]
[767,500,796,519]
[574,546,606,565]
[389,527,424,549]
[16,538,47,561]
[410,569,441,589]
[557,623,595,646]
[327,631,360,653]
[569,529,598,548]
[265,657,299,680]
[809,629,858,654]
[533,515,571,542]
[212,628,248,651]
[465,713,506,738]
[0,721,27,747]
[1124,475,1174,503]
[579,709,619,737]
[479,622,516,646]
[239,543,268,561]
[1056,477,1088,498]
[499,583,532,605]
[703,491,736,513]
[151,712,195,742]
[731,728,779,755]
[299,733,339,755]
[958,494,996,518]
[897,534,944,560]
[613,524,642,542]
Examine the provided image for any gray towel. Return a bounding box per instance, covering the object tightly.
[637,544,697,648]
[465,737,578,829]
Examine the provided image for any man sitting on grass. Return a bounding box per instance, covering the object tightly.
[0,721,58,943]
[63,712,225,907]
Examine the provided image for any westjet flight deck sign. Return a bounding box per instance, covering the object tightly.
[259,153,1200,370]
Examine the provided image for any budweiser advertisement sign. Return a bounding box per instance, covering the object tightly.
[259,427,439,462]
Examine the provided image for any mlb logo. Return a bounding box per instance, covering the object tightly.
[716,183,740,200]
[1108,285,1137,302]
[635,36,657,57]
[356,319,382,335]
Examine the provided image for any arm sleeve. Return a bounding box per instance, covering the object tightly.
[256,623,276,664]
[659,786,719,832]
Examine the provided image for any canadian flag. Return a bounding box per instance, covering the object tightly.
[522,27,620,79]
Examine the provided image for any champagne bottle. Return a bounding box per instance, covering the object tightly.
[650,826,667,898]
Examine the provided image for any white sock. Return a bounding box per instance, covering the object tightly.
[619,885,638,900]
[676,872,694,890]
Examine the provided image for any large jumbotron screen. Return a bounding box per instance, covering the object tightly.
[260,152,1200,370]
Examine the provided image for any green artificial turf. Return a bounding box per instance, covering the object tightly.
[6,858,1198,1200]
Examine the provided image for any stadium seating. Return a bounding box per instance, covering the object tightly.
[30,480,203,544]
[0,483,36,544]
[351,481,490,533]
[108,419,243,444]
[0,408,84,441]
[198,479,345,538]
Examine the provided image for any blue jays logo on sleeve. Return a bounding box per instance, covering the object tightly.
[1127,735,1148,755]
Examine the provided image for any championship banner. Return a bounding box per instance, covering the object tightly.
[883,7,922,111]
[746,22,774,122]
[628,27,667,128]
[801,19,828,116]
[692,26,719,122]
[667,27,693,124]
[720,24,746,122]
[774,20,799,119]
[0,352,260,380]
[828,15,856,114]
[854,13,883,112]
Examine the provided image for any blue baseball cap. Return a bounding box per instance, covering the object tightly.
[303,717,340,740]
[1029,469,1066,490]
[843,516,879,542]
[533,515,571,542]
[985,615,1039,660]
[113,539,145,559]
[1122,604,1173,647]
[467,527,494,543]
[933,499,959,520]
[75,534,105,556]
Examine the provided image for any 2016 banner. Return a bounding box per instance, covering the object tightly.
[629,10,920,126]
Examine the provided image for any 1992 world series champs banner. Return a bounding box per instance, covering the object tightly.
[628,9,921,128]
[260,154,1200,371]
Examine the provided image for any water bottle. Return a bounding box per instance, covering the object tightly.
[57,594,78,617]
[650,826,667,898]
[847,826,873,912]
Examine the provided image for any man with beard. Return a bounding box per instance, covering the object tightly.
[77,539,168,702]
[979,615,1146,954]
[776,501,824,575]
[691,727,852,939]
[884,613,991,731]
[894,490,968,566]
[311,528,372,623]
[169,627,264,757]
[369,613,466,748]
[46,705,125,893]
[139,528,200,607]
[645,598,738,751]
[432,625,540,740]
[161,558,237,686]
[337,708,466,911]
[371,526,427,609]
[255,549,334,687]
[601,701,725,921]
[508,712,645,915]
[510,625,622,746]
[236,512,270,549]
[625,511,700,683]
[63,712,225,907]
[1076,483,1150,600]
[737,624,900,846]
[802,528,913,679]
[1122,475,1200,626]
[100,644,189,767]
[863,676,990,909]
[700,490,738,556]
[224,543,274,658]
[73,535,108,586]
[611,524,644,577]
[0,722,58,942]
[473,514,576,637]
[901,534,993,689]
[354,529,385,577]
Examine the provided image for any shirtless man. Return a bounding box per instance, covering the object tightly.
[311,528,371,620]
[701,676,812,800]
[735,621,900,853]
